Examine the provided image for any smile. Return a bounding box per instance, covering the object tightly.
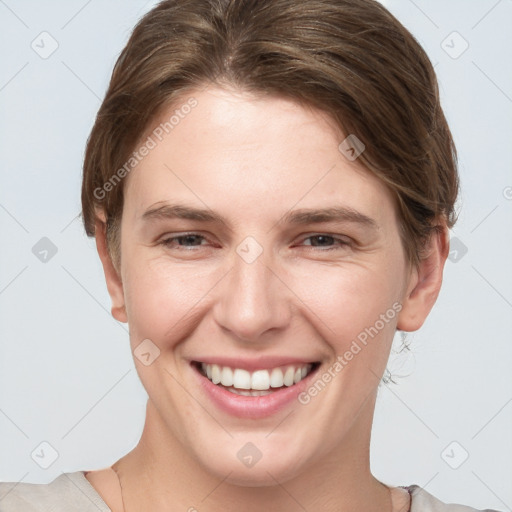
[191,358,321,418]
[199,362,315,396]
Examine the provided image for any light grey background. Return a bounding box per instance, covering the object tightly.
[0,0,511,509]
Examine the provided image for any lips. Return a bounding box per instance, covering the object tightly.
[191,358,320,418]
[190,357,320,411]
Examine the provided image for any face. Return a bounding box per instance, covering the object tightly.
[100,86,438,486]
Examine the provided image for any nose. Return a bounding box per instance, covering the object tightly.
[212,248,292,343]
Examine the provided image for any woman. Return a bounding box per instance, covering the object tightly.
[0,0,502,510]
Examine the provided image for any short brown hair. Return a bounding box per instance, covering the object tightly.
[81,0,459,268]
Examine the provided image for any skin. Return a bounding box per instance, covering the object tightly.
[86,85,449,512]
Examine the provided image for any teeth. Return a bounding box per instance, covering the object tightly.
[283,366,295,386]
[233,369,251,389]
[270,368,284,388]
[211,364,221,384]
[200,362,313,391]
[228,388,274,397]
[251,370,270,390]
[221,366,233,387]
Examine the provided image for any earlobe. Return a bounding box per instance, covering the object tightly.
[396,222,450,332]
[95,216,128,323]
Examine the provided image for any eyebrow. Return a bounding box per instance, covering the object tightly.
[280,206,378,229]
[141,203,229,224]
[140,203,378,230]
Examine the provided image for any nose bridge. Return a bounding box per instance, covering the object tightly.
[213,240,290,342]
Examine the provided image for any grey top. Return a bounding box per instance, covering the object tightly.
[0,472,502,511]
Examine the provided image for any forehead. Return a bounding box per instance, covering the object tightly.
[124,86,397,227]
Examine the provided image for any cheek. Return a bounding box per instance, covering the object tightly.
[122,254,221,347]
[286,260,403,344]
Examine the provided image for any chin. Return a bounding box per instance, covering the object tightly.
[192,438,311,487]
[216,460,305,488]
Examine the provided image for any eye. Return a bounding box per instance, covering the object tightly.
[300,234,351,250]
[158,233,352,252]
[160,233,208,249]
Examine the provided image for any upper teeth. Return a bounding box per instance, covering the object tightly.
[201,363,313,391]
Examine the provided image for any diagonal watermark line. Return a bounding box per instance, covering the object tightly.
[472,396,512,439]
[385,384,439,438]
[60,213,81,233]
[0,0,29,28]
[60,266,112,313]
[370,368,439,438]
[471,265,512,308]
[165,267,234,337]
[0,408,29,439]
[61,265,129,332]
[61,369,132,439]
[267,164,336,234]
[420,472,439,491]
[0,62,29,92]
[470,204,499,233]
[61,0,93,29]
[0,266,28,296]
[61,61,101,100]
[471,471,511,511]
[62,472,106,511]
[165,369,234,438]
[472,61,512,104]
[164,165,211,208]
[163,164,231,232]
[0,472,30,502]
[471,0,502,30]
[200,471,233,503]
[266,471,309,511]
[406,0,439,28]
[265,411,294,438]
[0,203,29,233]
[264,265,337,335]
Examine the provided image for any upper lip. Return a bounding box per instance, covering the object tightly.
[191,356,320,372]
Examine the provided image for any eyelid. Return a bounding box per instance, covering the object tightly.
[158,232,354,250]
[298,233,353,246]
[159,232,212,248]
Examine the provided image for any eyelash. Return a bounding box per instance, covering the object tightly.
[159,233,352,251]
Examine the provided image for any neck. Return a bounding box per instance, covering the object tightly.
[114,394,391,512]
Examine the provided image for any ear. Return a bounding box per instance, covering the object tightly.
[396,220,450,332]
[95,214,127,323]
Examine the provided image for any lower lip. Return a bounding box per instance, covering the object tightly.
[193,364,318,419]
